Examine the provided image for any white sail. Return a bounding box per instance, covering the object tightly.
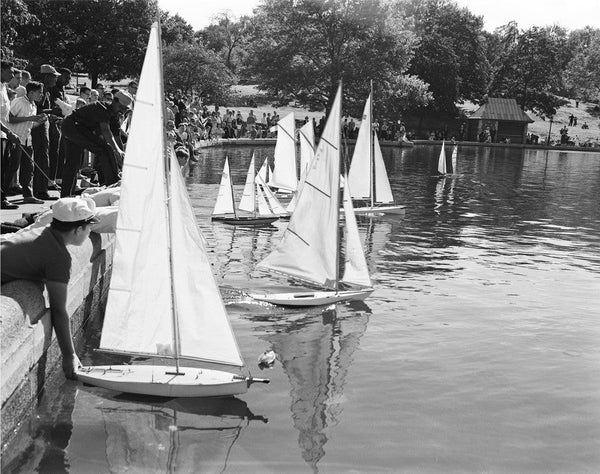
[256,173,287,215]
[451,144,458,172]
[298,120,315,180]
[238,153,256,213]
[348,95,372,200]
[258,159,268,182]
[258,85,342,288]
[99,23,243,367]
[212,157,235,216]
[373,133,394,203]
[270,112,297,192]
[341,182,372,288]
[256,183,271,215]
[438,140,447,175]
[288,121,316,213]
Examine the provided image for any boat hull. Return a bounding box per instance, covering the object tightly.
[77,365,249,397]
[212,215,279,226]
[249,288,373,307]
[348,204,406,216]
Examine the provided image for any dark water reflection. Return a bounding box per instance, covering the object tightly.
[3,145,600,473]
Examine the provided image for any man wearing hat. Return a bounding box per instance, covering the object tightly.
[1,197,100,379]
[30,64,63,201]
[60,90,133,197]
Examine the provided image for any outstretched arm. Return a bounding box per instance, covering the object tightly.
[46,280,80,379]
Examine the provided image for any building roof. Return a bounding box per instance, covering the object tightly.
[468,98,534,123]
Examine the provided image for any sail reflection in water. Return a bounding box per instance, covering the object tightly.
[67,388,265,472]
[262,305,370,471]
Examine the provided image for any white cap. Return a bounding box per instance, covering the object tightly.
[52,197,99,224]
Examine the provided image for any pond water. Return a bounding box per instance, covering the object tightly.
[3,145,600,473]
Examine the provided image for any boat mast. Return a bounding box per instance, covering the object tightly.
[335,81,342,293]
[228,158,238,219]
[157,20,182,373]
[370,80,375,207]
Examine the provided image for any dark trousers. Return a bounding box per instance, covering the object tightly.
[61,118,119,197]
[1,138,14,201]
[48,119,63,180]
[31,122,50,196]
[5,143,34,197]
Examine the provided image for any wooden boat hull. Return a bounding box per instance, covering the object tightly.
[212,215,279,226]
[77,365,249,397]
[249,288,374,307]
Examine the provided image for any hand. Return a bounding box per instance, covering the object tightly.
[7,131,20,145]
[62,353,82,380]
[33,114,46,124]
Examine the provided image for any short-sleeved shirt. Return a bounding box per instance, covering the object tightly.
[1,225,71,284]
[69,102,111,134]
[0,82,10,138]
[8,96,37,145]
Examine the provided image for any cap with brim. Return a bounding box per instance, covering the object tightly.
[52,197,100,225]
[114,90,133,109]
[40,64,61,76]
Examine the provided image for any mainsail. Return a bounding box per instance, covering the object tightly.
[213,157,236,216]
[341,182,372,288]
[99,23,243,367]
[238,153,256,213]
[258,85,342,288]
[270,112,297,192]
[438,140,447,175]
[348,93,394,204]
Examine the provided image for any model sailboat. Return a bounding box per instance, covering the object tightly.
[437,140,448,175]
[212,154,279,226]
[77,22,268,397]
[249,84,374,306]
[269,112,297,194]
[348,87,405,215]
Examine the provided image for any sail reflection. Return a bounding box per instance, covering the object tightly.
[67,387,264,473]
[264,305,370,472]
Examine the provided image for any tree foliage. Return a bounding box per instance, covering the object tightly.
[562,27,600,102]
[396,0,489,113]
[197,12,250,73]
[245,0,425,115]
[163,42,234,104]
[488,25,571,117]
[0,0,37,64]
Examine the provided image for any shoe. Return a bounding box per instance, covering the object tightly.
[22,196,44,204]
[1,199,19,209]
[47,183,60,191]
[35,193,59,201]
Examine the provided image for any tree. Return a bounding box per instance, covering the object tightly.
[160,11,195,46]
[163,42,234,104]
[563,27,600,102]
[0,0,37,64]
[489,25,571,116]
[198,12,250,73]
[396,0,489,113]
[245,0,425,116]
[14,0,159,86]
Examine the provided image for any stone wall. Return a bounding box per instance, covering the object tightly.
[0,232,115,447]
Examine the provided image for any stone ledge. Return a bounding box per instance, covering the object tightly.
[0,231,115,446]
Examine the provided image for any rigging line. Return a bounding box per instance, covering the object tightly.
[299,130,315,151]
[304,180,331,198]
[319,136,337,150]
[287,227,310,247]
[277,122,296,142]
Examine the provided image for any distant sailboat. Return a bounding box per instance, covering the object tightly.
[437,140,448,175]
[451,143,458,173]
[348,88,405,215]
[212,154,280,227]
[269,112,297,193]
[76,22,268,397]
[249,84,374,306]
